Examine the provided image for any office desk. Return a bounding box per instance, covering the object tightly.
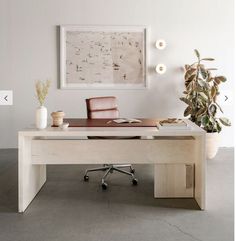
[18,120,206,212]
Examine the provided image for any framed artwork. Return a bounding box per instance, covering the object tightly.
[60,25,148,89]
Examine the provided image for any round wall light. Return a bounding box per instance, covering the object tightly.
[155,39,166,50]
[156,64,167,74]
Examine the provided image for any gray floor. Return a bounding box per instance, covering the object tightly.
[0,148,234,241]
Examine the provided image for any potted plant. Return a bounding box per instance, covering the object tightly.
[180,49,231,159]
[35,80,51,129]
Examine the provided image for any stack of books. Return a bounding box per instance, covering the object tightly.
[157,118,191,130]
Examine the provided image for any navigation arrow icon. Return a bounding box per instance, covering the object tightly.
[0,90,13,105]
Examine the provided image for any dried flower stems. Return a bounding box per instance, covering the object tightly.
[35,80,51,106]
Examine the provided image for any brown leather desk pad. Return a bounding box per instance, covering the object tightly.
[62,118,158,127]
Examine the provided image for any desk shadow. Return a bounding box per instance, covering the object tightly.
[45,164,200,211]
[78,182,200,210]
[0,149,18,213]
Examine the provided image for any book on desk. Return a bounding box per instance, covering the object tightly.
[156,118,191,130]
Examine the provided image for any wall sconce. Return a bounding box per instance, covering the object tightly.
[155,39,166,50]
[156,64,166,74]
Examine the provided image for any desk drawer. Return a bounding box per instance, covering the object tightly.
[31,138,197,164]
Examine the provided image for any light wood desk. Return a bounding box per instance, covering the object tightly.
[18,119,206,212]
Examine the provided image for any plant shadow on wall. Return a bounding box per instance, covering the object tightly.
[180,50,231,159]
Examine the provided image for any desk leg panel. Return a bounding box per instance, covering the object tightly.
[18,135,46,213]
[153,134,205,210]
[194,134,206,210]
[154,163,194,198]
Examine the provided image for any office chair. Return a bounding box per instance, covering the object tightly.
[83,96,138,190]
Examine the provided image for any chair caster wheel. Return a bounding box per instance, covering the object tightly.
[132,178,138,185]
[84,175,89,181]
[102,182,108,190]
[130,168,135,173]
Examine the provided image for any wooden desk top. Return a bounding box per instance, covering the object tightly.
[62,118,158,127]
[19,119,205,137]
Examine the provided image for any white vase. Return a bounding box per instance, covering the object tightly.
[36,106,47,129]
[206,132,220,159]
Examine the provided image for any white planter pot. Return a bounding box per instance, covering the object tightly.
[36,106,47,129]
[206,132,220,160]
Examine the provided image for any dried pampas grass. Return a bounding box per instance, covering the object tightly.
[35,80,51,106]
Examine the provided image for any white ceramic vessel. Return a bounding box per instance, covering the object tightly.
[36,106,47,129]
[206,132,220,159]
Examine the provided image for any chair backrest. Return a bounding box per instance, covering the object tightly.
[86,96,119,119]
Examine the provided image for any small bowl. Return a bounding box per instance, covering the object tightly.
[60,122,69,130]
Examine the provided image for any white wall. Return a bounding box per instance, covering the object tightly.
[0,0,234,148]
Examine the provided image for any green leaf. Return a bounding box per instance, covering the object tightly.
[208,104,217,116]
[219,117,231,126]
[209,115,217,124]
[189,68,197,74]
[198,95,207,105]
[185,73,196,83]
[211,86,216,98]
[195,85,203,92]
[197,78,206,87]
[207,68,218,71]
[196,108,207,117]
[180,97,192,106]
[216,121,222,133]
[185,75,196,89]
[203,89,210,99]
[185,64,190,70]
[201,58,215,61]
[207,77,214,82]
[215,76,227,82]
[199,92,208,100]
[186,83,192,91]
[215,102,223,113]
[184,106,192,117]
[194,49,200,59]
[214,77,221,85]
[200,66,207,79]
[201,115,209,126]
[184,68,196,80]
[214,83,219,91]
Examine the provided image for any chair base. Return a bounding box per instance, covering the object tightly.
[84,164,138,189]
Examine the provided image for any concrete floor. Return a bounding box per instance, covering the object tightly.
[0,148,234,241]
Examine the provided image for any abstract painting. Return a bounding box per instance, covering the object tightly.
[60,26,147,89]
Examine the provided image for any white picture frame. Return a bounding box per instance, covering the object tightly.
[60,25,148,89]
